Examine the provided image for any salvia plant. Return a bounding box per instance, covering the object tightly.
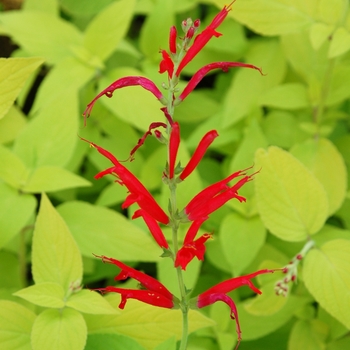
[0,0,350,350]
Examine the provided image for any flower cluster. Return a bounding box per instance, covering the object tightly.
[83,1,272,348]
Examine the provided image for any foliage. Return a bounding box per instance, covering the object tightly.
[0,0,349,349]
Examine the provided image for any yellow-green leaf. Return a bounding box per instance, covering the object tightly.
[0,57,43,120]
[303,239,350,329]
[309,22,334,50]
[254,146,329,241]
[291,138,347,215]
[329,26,350,58]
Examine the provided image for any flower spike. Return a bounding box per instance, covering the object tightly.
[169,122,180,179]
[83,76,167,125]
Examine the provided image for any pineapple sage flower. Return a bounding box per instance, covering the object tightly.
[95,255,179,309]
[191,269,276,349]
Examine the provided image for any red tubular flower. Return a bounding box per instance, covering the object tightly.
[132,209,169,249]
[81,138,169,225]
[95,255,176,309]
[186,176,252,221]
[192,269,275,349]
[83,76,167,124]
[183,218,207,244]
[169,26,177,54]
[179,130,219,181]
[178,62,263,102]
[159,50,175,78]
[175,1,235,76]
[184,167,253,219]
[169,122,180,179]
[175,233,212,270]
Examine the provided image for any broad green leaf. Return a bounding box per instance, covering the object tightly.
[57,201,161,262]
[211,0,314,36]
[22,0,58,14]
[32,193,83,290]
[0,300,36,350]
[22,166,91,193]
[312,225,350,248]
[328,337,350,350]
[154,337,176,350]
[0,251,21,288]
[237,295,307,340]
[303,239,350,329]
[326,63,350,106]
[258,83,309,109]
[14,282,65,309]
[31,308,87,350]
[222,39,286,128]
[139,0,175,60]
[318,307,349,341]
[316,0,348,26]
[0,144,29,189]
[84,0,136,61]
[220,213,266,275]
[95,182,128,207]
[31,56,96,115]
[66,290,117,315]
[288,319,328,350]
[0,12,83,64]
[291,138,347,215]
[0,182,36,249]
[0,57,43,120]
[309,22,334,50]
[0,106,27,145]
[13,89,79,168]
[254,146,329,241]
[60,0,113,16]
[206,237,232,274]
[261,110,308,149]
[228,120,268,216]
[85,333,145,350]
[85,294,215,350]
[329,27,350,58]
[97,67,164,131]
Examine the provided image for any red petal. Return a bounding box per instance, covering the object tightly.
[169,122,180,179]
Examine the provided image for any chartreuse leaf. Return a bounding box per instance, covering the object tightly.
[0,144,29,189]
[0,300,36,350]
[13,282,65,309]
[219,213,266,275]
[254,146,329,241]
[154,337,176,350]
[222,39,286,128]
[57,201,161,262]
[0,57,43,120]
[0,106,27,145]
[237,296,307,340]
[22,0,58,14]
[22,166,91,193]
[85,294,215,350]
[31,308,87,350]
[0,12,82,64]
[288,319,328,350]
[291,138,347,215]
[258,83,309,109]
[139,0,174,60]
[309,22,334,50]
[97,67,164,131]
[214,0,314,35]
[0,182,36,249]
[13,89,78,168]
[66,290,117,315]
[85,333,145,350]
[328,26,350,58]
[303,239,350,329]
[32,193,83,290]
[84,0,136,61]
[228,120,268,216]
[318,306,349,341]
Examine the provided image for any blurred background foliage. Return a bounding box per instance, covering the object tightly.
[0,0,349,349]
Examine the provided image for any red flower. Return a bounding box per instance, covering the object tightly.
[192,269,275,348]
[178,62,263,102]
[175,233,212,270]
[159,50,174,78]
[179,130,219,181]
[169,122,180,179]
[95,255,177,309]
[82,76,167,124]
[175,1,235,76]
[81,138,169,225]
[132,209,169,249]
[184,168,254,221]
[169,26,177,54]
